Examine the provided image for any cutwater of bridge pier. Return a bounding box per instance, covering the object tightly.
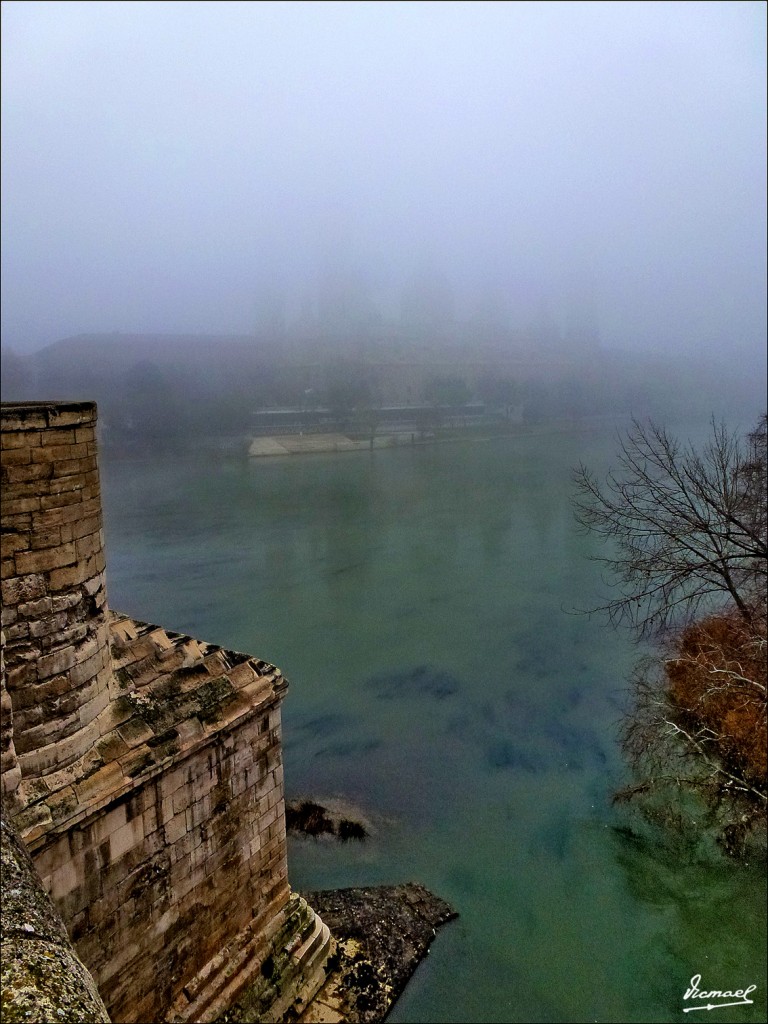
[1,401,332,1023]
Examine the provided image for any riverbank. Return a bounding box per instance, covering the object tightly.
[248,433,394,456]
[246,417,612,458]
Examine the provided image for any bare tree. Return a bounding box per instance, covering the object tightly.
[574,415,767,855]
[573,417,767,639]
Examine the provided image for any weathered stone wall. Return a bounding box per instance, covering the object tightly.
[1,631,21,802]
[1,402,113,780]
[30,686,289,1024]
[0,401,332,1023]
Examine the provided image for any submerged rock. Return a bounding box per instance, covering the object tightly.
[286,798,371,842]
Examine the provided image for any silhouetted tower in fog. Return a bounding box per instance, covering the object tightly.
[400,267,455,340]
[470,280,510,343]
[531,295,562,352]
[254,284,286,342]
[315,208,378,337]
[565,280,601,353]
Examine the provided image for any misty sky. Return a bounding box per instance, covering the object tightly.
[1,0,765,358]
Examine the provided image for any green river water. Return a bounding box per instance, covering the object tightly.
[99,421,766,1024]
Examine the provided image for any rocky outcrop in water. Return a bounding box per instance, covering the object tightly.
[295,883,458,1023]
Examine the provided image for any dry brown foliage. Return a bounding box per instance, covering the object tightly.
[666,612,766,797]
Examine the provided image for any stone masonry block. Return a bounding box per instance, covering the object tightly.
[172,786,192,817]
[71,514,101,541]
[9,478,61,500]
[49,856,81,901]
[3,622,30,643]
[39,428,78,445]
[29,526,63,550]
[17,596,53,618]
[1,427,42,448]
[29,612,69,639]
[75,761,124,806]
[36,644,78,679]
[12,671,75,712]
[158,763,190,801]
[47,407,95,427]
[0,445,32,465]
[1,409,48,430]
[30,442,87,463]
[33,498,100,528]
[40,489,85,511]
[0,532,30,558]
[15,541,77,575]
[87,803,128,849]
[143,804,159,835]
[96,731,131,763]
[47,563,86,590]
[167,829,196,867]
[117,716,154,748]
[75,532,101,562]
[45,473,89,497]
[15,703,89,753]
[41,622,88,652]
[47,784,79,824]
[51,591,84,612]
[83,574,105,597]
[77,683,110,727]
[5,660,40,695]
[1,495,42,515]
[53,456,98,479]
[2,573,47,606]
[69,642,109,688]
[164,812,187,845]
[3,461,55,484]
[110,817,146,863]
[159,796,174,827]
[4,640,43,668]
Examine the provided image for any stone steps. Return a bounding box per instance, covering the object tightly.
[176,894,334,1024]
[260,913,335,1024]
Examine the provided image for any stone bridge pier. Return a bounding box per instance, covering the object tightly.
[1,401,332,1023]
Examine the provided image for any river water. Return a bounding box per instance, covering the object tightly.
[99,421,766,1024]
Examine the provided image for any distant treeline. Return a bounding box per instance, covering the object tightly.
[0,333,760,452]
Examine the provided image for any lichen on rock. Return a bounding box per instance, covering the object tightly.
[1,814,110,1023]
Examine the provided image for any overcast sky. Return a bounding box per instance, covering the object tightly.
[1,0,765,358]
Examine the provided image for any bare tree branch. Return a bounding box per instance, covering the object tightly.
[576,415,767,855]
[573,416,767,638]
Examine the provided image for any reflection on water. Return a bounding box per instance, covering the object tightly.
[101,426,766,1024]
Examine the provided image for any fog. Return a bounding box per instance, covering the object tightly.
[1,1,765,367]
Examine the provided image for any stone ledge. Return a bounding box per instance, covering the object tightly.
[13,612,289,850]
[1,402,97,433]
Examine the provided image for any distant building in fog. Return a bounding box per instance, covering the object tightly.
[564,279,601,353]
[400,267,456,340]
